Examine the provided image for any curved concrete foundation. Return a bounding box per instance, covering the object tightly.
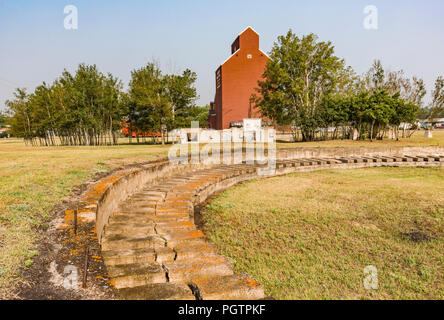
[63,147,444,300]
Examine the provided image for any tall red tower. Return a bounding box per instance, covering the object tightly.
[208,27,269,130]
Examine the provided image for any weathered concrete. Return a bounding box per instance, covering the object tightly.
[276,145,444,161]
[63,146,443,300]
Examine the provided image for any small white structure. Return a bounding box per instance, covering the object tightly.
[171,118,268,144]
[231,128,243,142]
[221,129,232,143]
[243,118,262,142]
[352,128,359,141]
[388,128,395,139]
[243,118,262,132]
[199,129,220,143]
[424,130,433,138]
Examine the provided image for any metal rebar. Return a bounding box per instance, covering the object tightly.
[73,209,78,235]
[82,246,89,288]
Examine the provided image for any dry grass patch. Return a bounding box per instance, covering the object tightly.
[0,139,169,297]
[0,130,443,298]
[276,130,444,148]
[201,167,444,299]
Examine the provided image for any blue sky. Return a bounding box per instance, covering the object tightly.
[1,0,444,110]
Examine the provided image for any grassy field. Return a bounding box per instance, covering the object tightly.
[0,139,170,297]
[0,130,442,298]
[201,167,444,299]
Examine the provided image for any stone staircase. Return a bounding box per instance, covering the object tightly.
[100,154,444,300]
[101,164,263,300]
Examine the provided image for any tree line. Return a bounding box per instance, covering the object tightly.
[5,63,206,146]
[5,30,444,145]
[0,111,9,138]
[254,30,444,141]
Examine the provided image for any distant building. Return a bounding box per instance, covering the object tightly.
[121,122,161,138]
[0,126,10,138]
[421,118,444,129]
[208,27,270,130]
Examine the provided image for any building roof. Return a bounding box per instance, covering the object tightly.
[238,26,259,36]
[221,27,270,66]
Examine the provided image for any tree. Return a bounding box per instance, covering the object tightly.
[390,96,419,139]
[5,89,33,143]
[175,105,209,128]
[321,95,352,139]
[127,63,199,144]
[166,69,199,128]
[5,64,124,146]
[356,61,423,139]
[254,31,349,141]
[0,111,8,127]
[6,61,200,146]
[128,62,173,145]
[430,76,444,119]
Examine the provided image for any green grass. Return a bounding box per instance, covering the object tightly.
[0,139,170,297]
[0,130,442,298]
[201,167,444,300]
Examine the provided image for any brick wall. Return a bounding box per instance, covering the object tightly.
[210,27,269,130]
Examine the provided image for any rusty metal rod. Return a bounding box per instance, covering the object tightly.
[82,246,88,288]
[73,209,78,235]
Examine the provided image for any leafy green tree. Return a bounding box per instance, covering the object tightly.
[5,88,33,143]
[0,111,7,127]
[166,69,199,128]
[174,105,209,128]
[6,64,124,146]
[321,95,352,139]
[430,76,444,119]
[364,90,395,141]
[390,96,419,139]
[127,63,199,144]
[128,62,173,144]
[254,31,349,141]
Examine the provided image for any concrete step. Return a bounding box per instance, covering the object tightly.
[138,191,167,198]
[158,199,193,208]
[108,262,166,289]
[428,155,444,162]
[105,222,156,236]
[102,234,166,251]
[121,201,157,209]
[150,214,191,224]
[110,213,156,224]
[164,194,194,201]
[155,247,176,263]
[173,240,219,261]
[155,220,196,234]
[118,283,196,300]
[130,195,163,201]
[156,207,192,215]
[102,248,156,266]
[190,273,264,300]
[161,229,206,246]
[163,254,233,283]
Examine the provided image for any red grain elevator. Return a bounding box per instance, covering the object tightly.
[208,27,270,130]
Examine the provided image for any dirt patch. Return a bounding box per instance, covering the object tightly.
[14,177,113,299]
[401,231,434,243]
[13,160,168,300]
